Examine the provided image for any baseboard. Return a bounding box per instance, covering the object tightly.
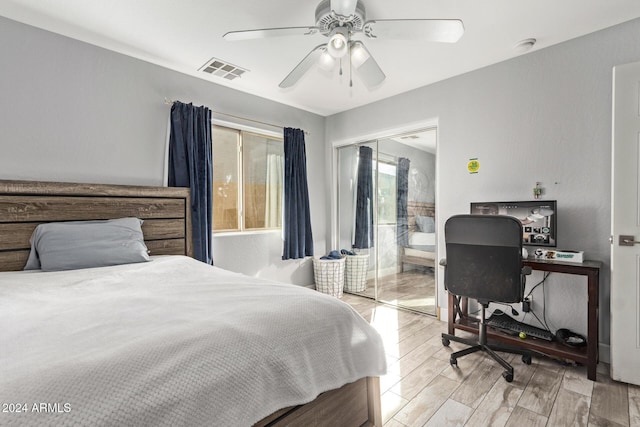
[599,343,610,364]
[438,307,612,366]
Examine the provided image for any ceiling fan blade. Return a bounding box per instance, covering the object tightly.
[363,19,464,43]
[350,41,385,88]
[331,0,358,17]
[279,45,326,88]
[224,26,319,41]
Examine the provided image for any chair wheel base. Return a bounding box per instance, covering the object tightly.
[522,355,532,365]
[442,337,450,347]
[450,356,457,367]
[502,371,513,382]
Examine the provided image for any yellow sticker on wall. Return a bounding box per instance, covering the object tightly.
[467,158,480,174]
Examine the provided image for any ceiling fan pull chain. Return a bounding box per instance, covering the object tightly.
[339,58,343,76]
[349,42,353,87]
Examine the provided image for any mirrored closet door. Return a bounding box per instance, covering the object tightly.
[336,129,437,315]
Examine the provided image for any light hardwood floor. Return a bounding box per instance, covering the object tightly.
[351,269,436,314]
[341,294,640,427]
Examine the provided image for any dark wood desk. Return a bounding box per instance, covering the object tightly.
[447,257,601,381]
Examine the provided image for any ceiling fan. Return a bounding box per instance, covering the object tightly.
[223,0,464,89]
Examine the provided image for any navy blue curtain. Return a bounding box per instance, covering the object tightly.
[282,128,314,260]
[396,157,410,246]
[353,146,374,249]
[168,101,213,264]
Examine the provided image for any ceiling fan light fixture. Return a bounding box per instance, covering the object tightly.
[350,42,369,68]
[318,50,337,70]
[327,27,349,58]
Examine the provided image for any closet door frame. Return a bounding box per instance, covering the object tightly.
[331,119,439,316]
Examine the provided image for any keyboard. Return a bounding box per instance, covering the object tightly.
[486,310,554,341]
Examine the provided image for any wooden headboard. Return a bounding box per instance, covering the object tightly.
[0,180,192,272]
[408,201,435,232]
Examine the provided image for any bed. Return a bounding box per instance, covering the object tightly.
[0,180,385,427]
[401,201,436,271]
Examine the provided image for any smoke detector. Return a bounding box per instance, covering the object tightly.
[514,38,536,53]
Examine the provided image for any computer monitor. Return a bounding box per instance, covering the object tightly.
[470,200,557,247]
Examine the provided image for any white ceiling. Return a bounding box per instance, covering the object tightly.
[2,0,640,117]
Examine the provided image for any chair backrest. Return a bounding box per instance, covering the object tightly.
[444,214,524,305]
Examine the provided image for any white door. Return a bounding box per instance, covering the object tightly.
[611,61,640,385]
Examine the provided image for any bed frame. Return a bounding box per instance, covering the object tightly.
[0,179,382,427]
[0,180,193,270]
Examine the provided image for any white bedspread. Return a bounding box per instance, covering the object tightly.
[0,256,386,426]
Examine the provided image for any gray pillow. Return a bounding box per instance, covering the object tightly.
[415,215,435,233]
[24,218,150,271]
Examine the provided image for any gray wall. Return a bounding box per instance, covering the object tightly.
[0,16,327,285]
[327,18,640,348]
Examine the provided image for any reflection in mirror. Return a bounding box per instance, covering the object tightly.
[336,129,437,315]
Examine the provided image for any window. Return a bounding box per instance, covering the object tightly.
[376,160,397,225]
[212,125,284,232]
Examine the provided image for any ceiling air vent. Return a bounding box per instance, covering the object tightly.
[199,57,248,81]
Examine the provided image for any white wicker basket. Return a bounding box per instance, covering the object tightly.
[313,257,345,298]
[344,254,370,292]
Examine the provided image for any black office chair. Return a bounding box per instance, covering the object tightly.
[440,214,533,382]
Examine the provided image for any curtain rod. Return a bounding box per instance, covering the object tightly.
[164,98,309,136]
